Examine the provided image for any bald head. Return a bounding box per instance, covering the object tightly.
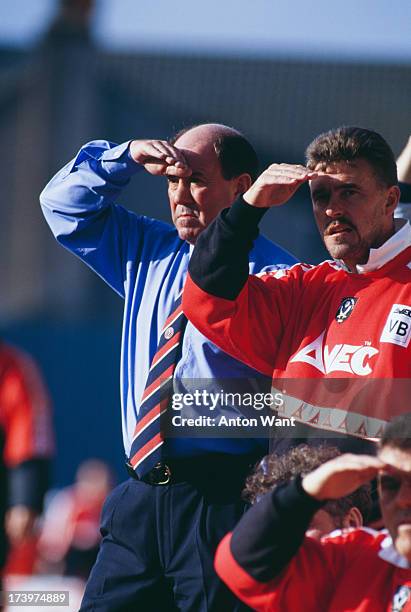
[174,123,241,140]
[166,123,256,244]
[170,123,259,182]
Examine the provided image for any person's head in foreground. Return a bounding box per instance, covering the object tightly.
[378,413,411,561]
[299,414,411,560]
[306,126,401,271]
[214,419,411,612]
[244,444,371,539]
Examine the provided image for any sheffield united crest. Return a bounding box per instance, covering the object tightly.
[335,297,358,323]
[392,585,411,611]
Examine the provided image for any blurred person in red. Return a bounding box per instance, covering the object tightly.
[38,459,113,579]
[0,341,53,584]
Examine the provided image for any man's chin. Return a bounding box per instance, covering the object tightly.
[394,529,411,562]
[324,244,351,261]
[176,226,202,245]
[324,236,356,261]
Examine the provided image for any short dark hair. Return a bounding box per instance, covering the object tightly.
[380,413,411,451]
[243,444,372,524]
[305,126,398,187]
[169,125,259,182]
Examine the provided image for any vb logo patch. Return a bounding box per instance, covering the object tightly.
[335,297,358,323]
[380,304,411,348]
[392,584,411,611]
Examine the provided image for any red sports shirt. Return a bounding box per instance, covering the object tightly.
[184,215,411,440]
[216,528,411,612]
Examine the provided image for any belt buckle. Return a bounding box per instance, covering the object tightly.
[151,463,171,485]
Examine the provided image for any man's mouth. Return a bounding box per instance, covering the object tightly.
[325,222,354,236]
[176,212,200,226]
[177,213,199,221]
[176,206,199,220]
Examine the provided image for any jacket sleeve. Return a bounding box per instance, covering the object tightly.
[40,140,149,298]
[183,198,301,376]
[214,478,336,611]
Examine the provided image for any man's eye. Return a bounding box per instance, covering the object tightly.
[342,189,356,197]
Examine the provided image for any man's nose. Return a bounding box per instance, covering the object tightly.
[173,179,194,204]
[325,195,345,218]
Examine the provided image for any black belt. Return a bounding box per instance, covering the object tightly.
[125,453,261,487]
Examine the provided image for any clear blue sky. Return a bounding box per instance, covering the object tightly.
[1,0,410,62]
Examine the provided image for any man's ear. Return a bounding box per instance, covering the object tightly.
[342,506,363,529]
[234,173,253,197]
[385,185,401,215]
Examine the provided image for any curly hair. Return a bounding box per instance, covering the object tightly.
[243,444,372,525]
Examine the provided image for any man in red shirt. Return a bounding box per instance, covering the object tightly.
[183,126,410,451]
[215,413,411,611]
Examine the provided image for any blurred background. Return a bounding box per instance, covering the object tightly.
[0,0,410,488]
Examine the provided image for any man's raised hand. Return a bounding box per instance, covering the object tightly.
[302,454,388,501]
[243,163,318,208]
[129,140,191,177]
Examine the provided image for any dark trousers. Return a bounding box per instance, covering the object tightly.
[80,455,257,611]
